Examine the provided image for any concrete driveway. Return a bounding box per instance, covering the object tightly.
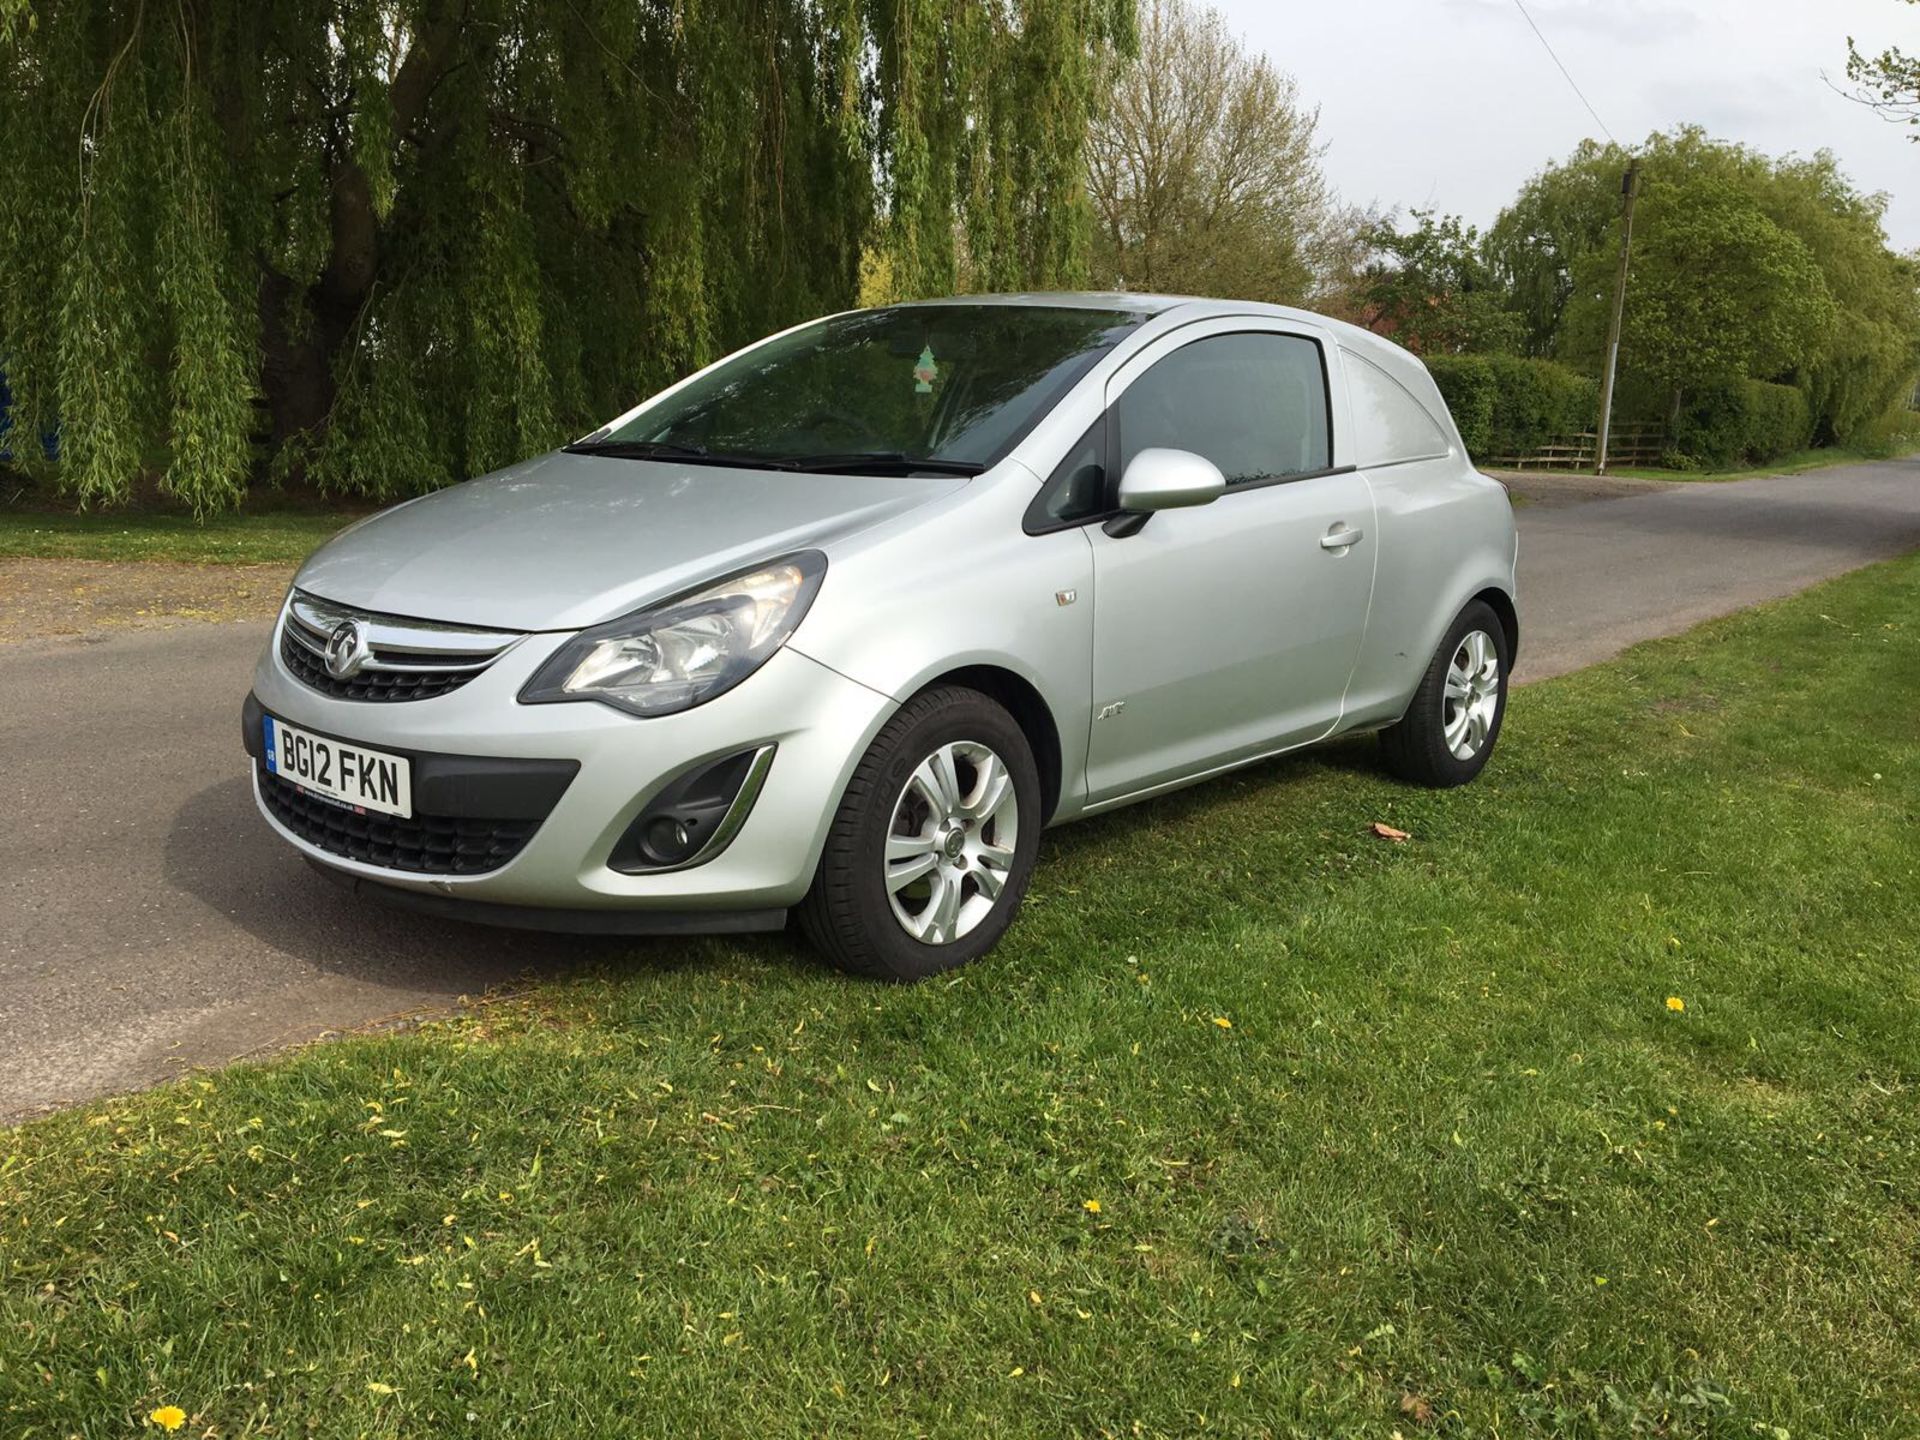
[4,457,1918,1119]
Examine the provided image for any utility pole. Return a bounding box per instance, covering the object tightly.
[1594,158,1641,476]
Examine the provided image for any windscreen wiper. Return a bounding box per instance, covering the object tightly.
[773,452,986,476]
[562,438,734,463]
[564,441,984,476]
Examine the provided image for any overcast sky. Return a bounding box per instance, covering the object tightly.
[1213,0,1920,250]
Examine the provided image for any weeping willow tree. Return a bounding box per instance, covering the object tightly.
[0,0,1135,512]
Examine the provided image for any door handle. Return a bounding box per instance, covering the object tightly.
[1320,525,1365,551]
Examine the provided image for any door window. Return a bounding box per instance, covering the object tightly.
[1116,333,1331,485]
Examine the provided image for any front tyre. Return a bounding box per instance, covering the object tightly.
[1379,599,1510,787]
[798,685,1042,980]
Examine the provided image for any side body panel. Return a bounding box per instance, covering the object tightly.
[784,467,1101,819]
[1080,468,1377,801]
[1333,340,1518,730]
[1080,316,1378,804]
[1339,458,1517,729]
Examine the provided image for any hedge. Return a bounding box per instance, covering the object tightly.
[1667,379,1814,468]
[1425,356,1496,454]
[1424,356,1814,468]
[1425,355,1598,459]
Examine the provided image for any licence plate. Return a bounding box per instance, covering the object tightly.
[262,715,413,818]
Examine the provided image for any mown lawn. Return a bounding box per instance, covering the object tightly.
[1604,444,1915,483]
[3,557,1916,1439]
[0,510,357,566]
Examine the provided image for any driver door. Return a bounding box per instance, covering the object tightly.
[1082,321,1377,806]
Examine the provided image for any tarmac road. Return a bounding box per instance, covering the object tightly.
[3,457,1917,1119]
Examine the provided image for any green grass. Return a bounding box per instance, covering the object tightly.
[1604,444,1916,483]
[0,509,358,566]
[4,560,1918,1438]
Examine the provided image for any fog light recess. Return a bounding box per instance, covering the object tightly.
[611,746,775,874]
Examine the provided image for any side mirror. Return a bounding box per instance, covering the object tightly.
[1116,448,1226,513]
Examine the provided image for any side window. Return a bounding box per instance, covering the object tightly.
[1343,350,1450,466]
[1116,333,1331,485]
[1029,418,1108,529]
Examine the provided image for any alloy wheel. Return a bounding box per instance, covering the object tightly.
[883,740,1020,945]
[1443,628,1501,760]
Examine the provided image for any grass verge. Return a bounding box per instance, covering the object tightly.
[1602,445,1915,483]
[0,510,357,567]
[3,558,1917,1438]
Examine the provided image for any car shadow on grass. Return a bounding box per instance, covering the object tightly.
[162,775,812,1003]
[1036,733,1385,865]
[166,737,1394,1009]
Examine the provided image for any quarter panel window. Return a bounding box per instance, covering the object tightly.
[1343,349,1450,466]
[1030,418,1108,529]
[1117,333,1331,485]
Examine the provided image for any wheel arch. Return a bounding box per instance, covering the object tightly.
[1377,584,1520,733]
[1472,585,1519,664]
[909,664,1064,825]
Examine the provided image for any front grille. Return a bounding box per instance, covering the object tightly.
[259,767,540,875]
[279,591,523,704]
[281,627,480,702]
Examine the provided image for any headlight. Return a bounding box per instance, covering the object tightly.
[520,552,827,716]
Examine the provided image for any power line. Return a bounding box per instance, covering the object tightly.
[1510,0,1617,144]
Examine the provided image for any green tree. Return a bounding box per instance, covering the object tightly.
[1492,128,1920,443]
[1084,0,1331,303]
[1758,152,1920,442]
[1848,0,1920,137]
[0,0,1136,513]
[1484,141,1626,359]
[1564,175,1836,425]
[1355,211,1522,356]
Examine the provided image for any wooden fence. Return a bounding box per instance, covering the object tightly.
[1488,422,1665,471]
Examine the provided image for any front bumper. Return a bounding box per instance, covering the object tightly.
[246,614,897,916]
[303,859,788,935]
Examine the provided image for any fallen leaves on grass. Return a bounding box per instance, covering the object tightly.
[1370,822,1412,842]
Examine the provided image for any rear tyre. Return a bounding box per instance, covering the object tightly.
[798,686,1041,980]
[1379,599,1509,787]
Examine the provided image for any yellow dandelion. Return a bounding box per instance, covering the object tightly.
[1082,1198,1102,1214]
[1212,1016,1233,1030]
[148,1407,187,1432]
[1666,996,1686,1013]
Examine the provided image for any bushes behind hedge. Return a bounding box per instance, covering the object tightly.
[1667,379,1815,467]
[1425,355,1597,459]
